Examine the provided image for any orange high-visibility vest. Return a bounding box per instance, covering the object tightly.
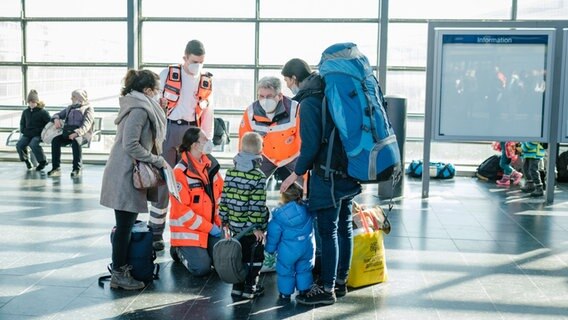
[239,96,301,167]
[169,152,223,248]
[163,65,213,126]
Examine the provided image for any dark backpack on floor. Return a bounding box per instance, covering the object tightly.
[212,225,257,284]
[213,118,230,146]
[557,151,568,182]
[476,155,504,181]
[98,221,160,286]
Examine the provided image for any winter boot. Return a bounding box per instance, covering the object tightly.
[496,175,511,187]
[530,184,544,197]
[510,170,523,186]
[521,181,535,193]
[110,265,145,290]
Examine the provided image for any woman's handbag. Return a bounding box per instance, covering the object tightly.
[41,122,63,144]
[132,160,164,190]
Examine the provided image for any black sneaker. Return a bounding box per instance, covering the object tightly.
[296,284,336,305]
[278,293,291,301]
[47,168,61,177]
[242,285,265,299]
[70,169,82,178]
[170,246,180,262]
[153,235,165,251]
[335,282,348,298]
[231,283,244,297]
[24,159,34,170]
[530,187,544,197]
[36,161,48,171]
[521,183,535,193]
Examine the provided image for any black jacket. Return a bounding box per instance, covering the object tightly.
[20,106,51,138]
[292,73,348,177]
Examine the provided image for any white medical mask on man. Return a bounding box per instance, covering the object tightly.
[187,63,203,76]
[259,98,278,114]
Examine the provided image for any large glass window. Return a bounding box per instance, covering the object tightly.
[0,67,22,104]
[0,22,21,62]
[142,0,255,18]
[0,0,21,17]
[260,0,378,18]
[26,22,126,63]
[27,67,126,107]
[259,23,378,65]
[25,0,126,17]
[390,0,511,19]
[517,0,568,19]
[142,22,255,65]
[386,71,426,114]
[387,23,427,67]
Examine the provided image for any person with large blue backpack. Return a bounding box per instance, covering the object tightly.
[281,58,358,306]
[281,44,400,306]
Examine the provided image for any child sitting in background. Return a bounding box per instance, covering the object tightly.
[520,142,546,197]
[265,183,314,301]
[493,141,523,187]
[16,90,50,171]
[219,132,268,299]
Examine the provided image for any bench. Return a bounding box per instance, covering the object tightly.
[5,117,103,148]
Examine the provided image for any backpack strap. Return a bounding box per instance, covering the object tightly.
[321,96,334,181]
[97,264,113,287]
[361,76,380,143]
[233,224,258,240]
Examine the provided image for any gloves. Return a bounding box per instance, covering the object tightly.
[209,225,222,237]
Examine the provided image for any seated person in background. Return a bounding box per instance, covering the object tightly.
[265,183,314,301]
[169,127,224,277]
[219,132,268,299]
[16,89,50,171]
[48,89,95,178]
[239,76,302,185]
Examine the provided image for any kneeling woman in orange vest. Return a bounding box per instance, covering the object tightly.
[169,127,224,276]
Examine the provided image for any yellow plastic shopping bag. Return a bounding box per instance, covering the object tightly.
[347,205,387,288]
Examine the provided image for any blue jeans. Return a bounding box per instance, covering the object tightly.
[499,142,513,175]
[16,135,46,163]
[315,197,354,291]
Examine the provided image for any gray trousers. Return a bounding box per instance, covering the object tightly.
[176,235,220,277]
[149,122,193,237]
[16,135,46,164]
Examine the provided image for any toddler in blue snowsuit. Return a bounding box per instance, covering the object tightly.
[265,184,314,300]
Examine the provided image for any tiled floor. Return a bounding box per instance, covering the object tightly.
[1,162,568,319]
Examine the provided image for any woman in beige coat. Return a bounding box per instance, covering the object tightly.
[100,69,166,290]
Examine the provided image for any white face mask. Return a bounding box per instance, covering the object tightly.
[187,63,203,76]
[259,98,278,114]
[290,85,300,95]
[202,140,214,154]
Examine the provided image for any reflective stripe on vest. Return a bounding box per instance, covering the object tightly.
[163,65,212,125]
[170,210,196,227]
[170,232,200,241]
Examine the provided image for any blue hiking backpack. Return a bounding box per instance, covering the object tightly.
[319,43,401,183]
